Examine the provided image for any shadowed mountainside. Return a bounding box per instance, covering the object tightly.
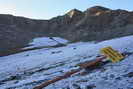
[1,6,133,54]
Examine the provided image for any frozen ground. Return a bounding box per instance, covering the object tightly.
[24,37,68,49]
[0,36,133,89]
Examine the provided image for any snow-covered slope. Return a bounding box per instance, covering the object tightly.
[24,37,68,49]
[0,36,133,89]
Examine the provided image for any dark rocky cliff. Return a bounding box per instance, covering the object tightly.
[1,6,133,53]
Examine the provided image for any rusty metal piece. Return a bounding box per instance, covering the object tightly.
[33,56,107,89]
[79,56,106,69]
[33,69,81,89]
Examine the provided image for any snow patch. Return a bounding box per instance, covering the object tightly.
[26,37,68,49]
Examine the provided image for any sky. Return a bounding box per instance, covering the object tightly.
[0,0,132,20]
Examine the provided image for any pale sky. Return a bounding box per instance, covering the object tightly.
[0,0,132,20]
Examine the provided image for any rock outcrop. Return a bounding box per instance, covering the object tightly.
[1,6,133,53]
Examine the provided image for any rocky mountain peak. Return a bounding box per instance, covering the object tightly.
[86,6,110,15]
[66,9,83,18]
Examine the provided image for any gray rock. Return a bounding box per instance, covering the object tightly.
[1,6,133,56]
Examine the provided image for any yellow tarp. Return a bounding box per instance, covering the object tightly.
[100,46,124,63]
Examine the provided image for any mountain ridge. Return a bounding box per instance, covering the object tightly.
[1,6,133,54]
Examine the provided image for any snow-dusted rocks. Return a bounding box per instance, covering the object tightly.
[0,35,133,89]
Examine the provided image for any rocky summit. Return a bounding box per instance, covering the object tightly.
[1,6,133,53]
